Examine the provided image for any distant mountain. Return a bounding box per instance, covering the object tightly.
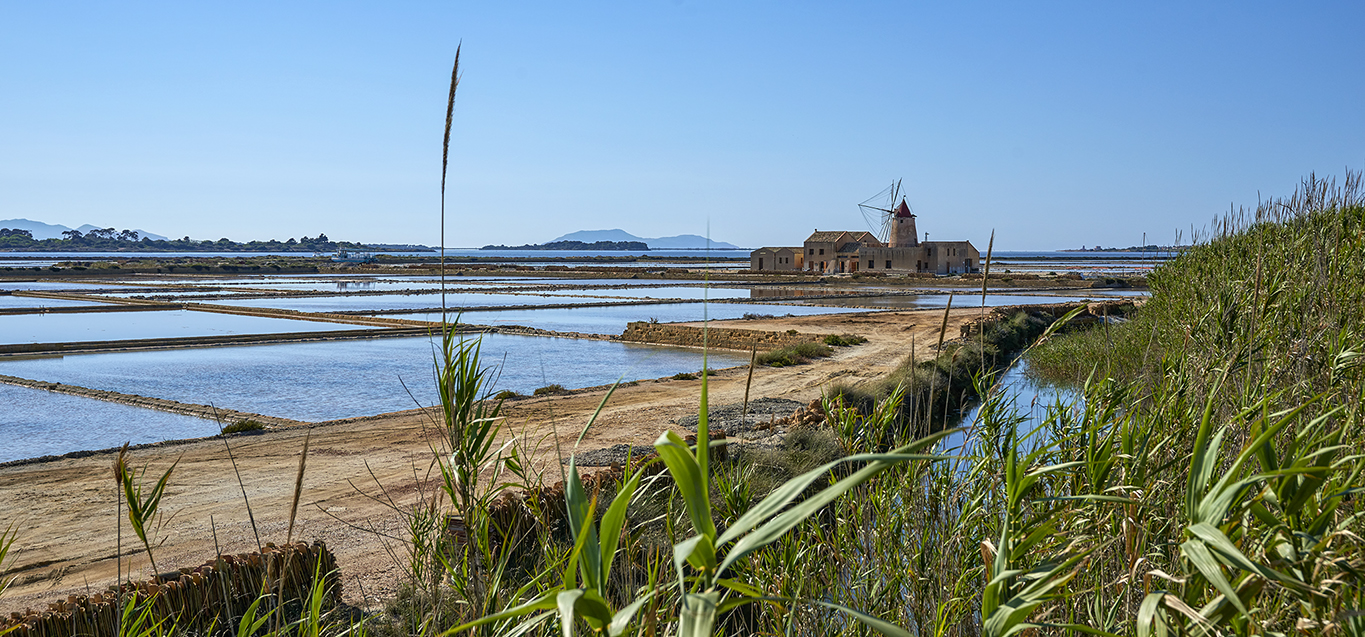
[0,218,167,241]
[0,218,72,240]
[481,240,649,251]
[551,229,740,250]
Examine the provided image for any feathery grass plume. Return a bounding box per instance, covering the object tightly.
[936,292,953,352]
[285,431,311,546]
[979,228,994,307]
[741,347,756,422]
[439,44,461,325]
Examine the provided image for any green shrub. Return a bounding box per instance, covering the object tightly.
[492,389,521,400]
[756,341,833,367]
[220,419,265,435]
[822,333,867,347]
[671,372,698,380]
[532,384,568,396]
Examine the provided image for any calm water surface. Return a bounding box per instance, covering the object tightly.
[0,335,749,422]
[940,360,1078,455]
[0,384,220,464]
[0,296,113,308]
[786,293,1101,309]
[402,302,876,334]
[210,292,654,312]
[0,281,134,292]
[0,310,364,344]
[539,286,751,300]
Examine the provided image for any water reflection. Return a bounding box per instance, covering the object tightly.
[939,360,1077,455]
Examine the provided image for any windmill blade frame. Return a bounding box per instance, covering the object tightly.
[858,179,903,243]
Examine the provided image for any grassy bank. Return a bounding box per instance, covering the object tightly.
[830,307,1056,435]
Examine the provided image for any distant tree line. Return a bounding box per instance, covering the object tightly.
[0,228,370,252]
[479,240,650,251]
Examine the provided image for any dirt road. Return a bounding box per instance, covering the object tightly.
[0,308,982,612]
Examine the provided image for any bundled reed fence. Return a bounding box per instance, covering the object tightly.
[0,542,338,637]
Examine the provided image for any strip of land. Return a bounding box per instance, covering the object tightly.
[0,307,983,613]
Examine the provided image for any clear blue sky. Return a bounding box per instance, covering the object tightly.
[2,2,1361,250]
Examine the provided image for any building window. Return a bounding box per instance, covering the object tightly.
[886,260,892,269]
[818,248,824,255]
[867,260,874,269]
[809,248,814,255]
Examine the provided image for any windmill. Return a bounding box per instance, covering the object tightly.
[858,180,918,247]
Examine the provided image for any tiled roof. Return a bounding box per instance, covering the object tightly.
[806,230,883,245]
[806,231,847,243]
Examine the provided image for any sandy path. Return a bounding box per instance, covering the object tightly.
[0,308,981,613]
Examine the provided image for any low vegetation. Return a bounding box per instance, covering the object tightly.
[755,341,832,367]
[220,419,266,435]
[822,333,867,347]
[531,384,568,396]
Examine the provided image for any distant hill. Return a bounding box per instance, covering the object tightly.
[480,240,649,251]
[551,229,741,250]
[0,218,167,241]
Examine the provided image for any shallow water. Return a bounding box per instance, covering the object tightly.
[0,309,365,345]
[0,295,113,308]
[786,293,1099,309]
[0,334,749,423]
[209,292,619,312]
[0,281,133,292]
[1080,289,1151,297]
[0,383,222,464]
[536,286,752,300]
[98,289,269,298]
[501,278,742,287]
[939,360,1078,455]
[395,302,875,334]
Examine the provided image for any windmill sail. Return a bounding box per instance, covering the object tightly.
[858,180,905,243]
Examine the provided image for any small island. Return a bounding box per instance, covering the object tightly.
[479,240,649,251]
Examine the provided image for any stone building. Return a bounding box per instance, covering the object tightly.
[750,201,980,275]
[748,246,803,271]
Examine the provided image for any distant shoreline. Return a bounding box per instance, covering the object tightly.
[480,240,650,251]
[1058,246,1187,253]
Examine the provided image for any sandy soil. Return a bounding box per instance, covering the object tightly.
[0,308,984,613]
